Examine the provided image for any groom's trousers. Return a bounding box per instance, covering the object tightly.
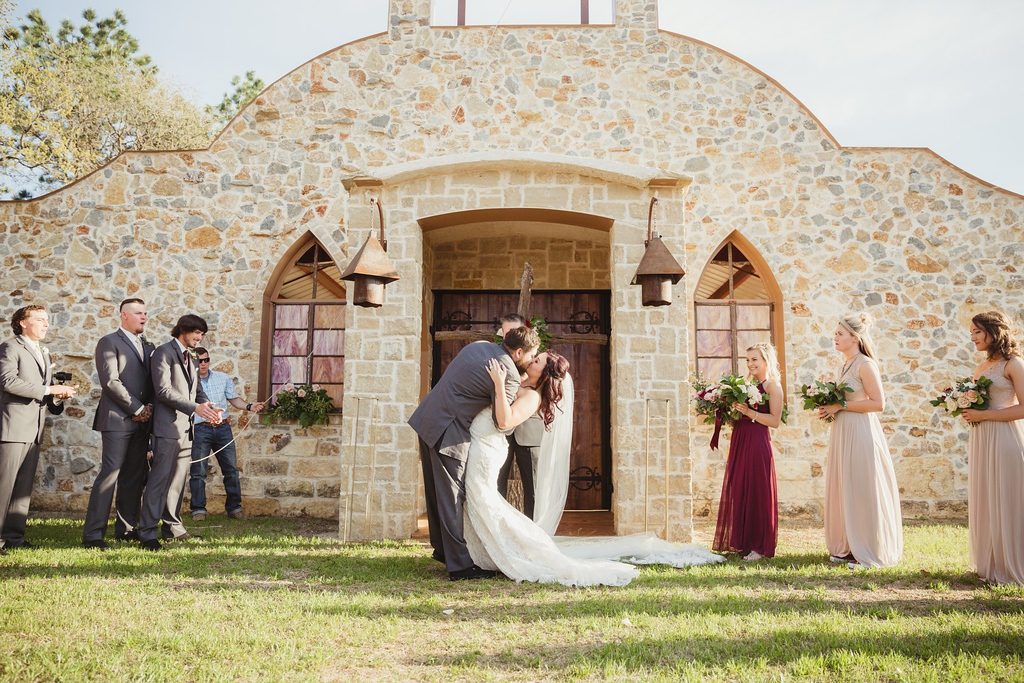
[418,439,474,573]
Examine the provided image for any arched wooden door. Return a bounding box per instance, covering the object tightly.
[431,290,611,510]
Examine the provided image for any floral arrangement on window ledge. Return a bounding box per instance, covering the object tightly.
[262,383,334,428]
[494,316,553,351]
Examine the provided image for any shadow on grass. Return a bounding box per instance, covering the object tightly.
[4,517,1015,621]
[406,623,1024,674]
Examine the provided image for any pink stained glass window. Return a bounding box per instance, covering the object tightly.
[696,330,732,358]
[323,383,344,405]
[737,304,771,330]
[313,357,345,383]
[271,357,307,384]
[697,357,732,382]
[737,330,772,353]
[273,330,308,356]
[313,330,345,356]
[275,305,309,329]
[314,304,345,328]
[695,305,730,330]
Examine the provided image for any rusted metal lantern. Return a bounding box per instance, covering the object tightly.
[340,198,400,307]
[630,197,686,307]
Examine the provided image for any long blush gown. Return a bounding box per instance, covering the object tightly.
[824,355,903,568]
[968,359,1024,585]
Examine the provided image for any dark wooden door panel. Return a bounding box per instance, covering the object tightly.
[432,290,611,510]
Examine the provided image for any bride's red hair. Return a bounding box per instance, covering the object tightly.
[536,351,570,429]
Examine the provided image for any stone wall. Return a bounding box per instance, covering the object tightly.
[0,0,1020,537]
[428,226,610,290]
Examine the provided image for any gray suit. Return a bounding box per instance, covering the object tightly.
[137,340,209,542]
[408,341,520,572]
[498,414,543,520]
[0,336,55,549]
[82,329,153,542]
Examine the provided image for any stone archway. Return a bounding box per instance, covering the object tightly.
[338,159,695,542]
[419,210,614,516]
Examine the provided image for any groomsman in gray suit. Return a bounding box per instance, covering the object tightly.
[137,314,222,551]
[0,305,76,554]
[82,298,154,549]
[408,325,539,580]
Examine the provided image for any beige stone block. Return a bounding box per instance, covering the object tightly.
[152,176,183,196]
[290,458,340,478]
[244,458,290,476]
[265,479,315,498]
[244,497,282,516]
[279,498,338,518]
[274,436,320,457]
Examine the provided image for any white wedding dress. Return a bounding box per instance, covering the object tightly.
[463,376,723,587]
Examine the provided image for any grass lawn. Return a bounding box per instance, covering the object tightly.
[1,517,1022,682]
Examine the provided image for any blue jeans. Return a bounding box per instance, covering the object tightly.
[189,423,241,514]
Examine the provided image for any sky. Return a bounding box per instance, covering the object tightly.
[13,0,1024,194]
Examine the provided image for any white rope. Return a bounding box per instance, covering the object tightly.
[189,331,327,466]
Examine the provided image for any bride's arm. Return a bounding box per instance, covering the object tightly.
[487,359,541,430]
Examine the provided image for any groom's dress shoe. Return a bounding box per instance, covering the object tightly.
[431,549,446,564]
[449,565,498,581]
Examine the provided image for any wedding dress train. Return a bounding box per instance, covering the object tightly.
[463,378,723,587]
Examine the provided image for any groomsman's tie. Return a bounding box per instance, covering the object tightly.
[183,350,192,380]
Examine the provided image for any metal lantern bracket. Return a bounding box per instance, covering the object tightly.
[630,197,686,307]
[340,197,401,308]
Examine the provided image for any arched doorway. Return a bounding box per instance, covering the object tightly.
[420,208,614,512]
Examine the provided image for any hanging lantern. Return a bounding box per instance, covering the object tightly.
[340,198,400,307]
[630,197,686,307]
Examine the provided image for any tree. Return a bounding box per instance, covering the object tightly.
[207,70,265,129]
[0,9,211,198]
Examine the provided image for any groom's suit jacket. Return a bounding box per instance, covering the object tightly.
[408,341,521,461]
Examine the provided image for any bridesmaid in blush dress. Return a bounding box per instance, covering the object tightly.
[713,342,782,561]
[820,312,903,569]
[961,311,1024,585]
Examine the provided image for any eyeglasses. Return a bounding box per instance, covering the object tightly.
[197,358,211,363]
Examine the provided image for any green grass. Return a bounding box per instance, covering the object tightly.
[1,518,1022,682]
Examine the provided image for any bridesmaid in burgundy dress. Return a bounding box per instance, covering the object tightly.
[713,342,783,561]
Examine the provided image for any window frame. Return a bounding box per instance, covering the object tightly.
[259,235,347,413]
[692,232,786,391]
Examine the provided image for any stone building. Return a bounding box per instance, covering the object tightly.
[1,0,1021,541]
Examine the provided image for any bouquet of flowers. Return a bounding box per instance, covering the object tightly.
[798,379,853,422]
[693,374,765,425]
[693,374,767,449]
[262,383,334,428]
[930,376,992,422]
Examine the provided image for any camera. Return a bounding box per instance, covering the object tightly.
[47,371,72,415]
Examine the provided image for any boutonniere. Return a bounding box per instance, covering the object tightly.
[41,347,50,356]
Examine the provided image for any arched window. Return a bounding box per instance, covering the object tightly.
[260,235,346,410]
[694,233,785,385]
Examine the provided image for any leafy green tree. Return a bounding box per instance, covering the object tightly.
[0,9,210,198]
[207,70,265,128]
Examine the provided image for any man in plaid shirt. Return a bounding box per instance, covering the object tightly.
[189,347,264,521]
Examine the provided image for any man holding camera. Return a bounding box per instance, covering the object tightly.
[82,298,154,549]
[0,305,75,554]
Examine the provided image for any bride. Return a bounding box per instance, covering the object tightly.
[463,351,723,587]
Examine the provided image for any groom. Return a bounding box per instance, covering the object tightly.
[409,325,540,580]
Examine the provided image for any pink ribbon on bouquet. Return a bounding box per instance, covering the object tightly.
[710,409,724,450]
